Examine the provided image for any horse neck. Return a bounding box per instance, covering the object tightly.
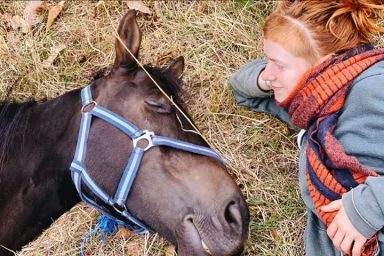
[1,89,82,172]
[0,89,83,251]
[0,90,81,189]
[26,89,82,169]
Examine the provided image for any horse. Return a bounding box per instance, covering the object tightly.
[0,10,249,256]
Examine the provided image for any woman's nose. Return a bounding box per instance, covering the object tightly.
[261,62,276,81]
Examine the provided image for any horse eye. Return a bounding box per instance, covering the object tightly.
[144,99,172,114]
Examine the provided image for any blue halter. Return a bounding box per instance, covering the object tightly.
[70,85,226,235]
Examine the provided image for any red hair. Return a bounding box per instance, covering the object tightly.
[263,0,384,64]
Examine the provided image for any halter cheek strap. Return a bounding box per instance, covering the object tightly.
[70,85,226,234]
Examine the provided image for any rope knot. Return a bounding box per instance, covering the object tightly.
[80,215,124,256]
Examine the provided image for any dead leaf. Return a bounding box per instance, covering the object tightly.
[124,0,152,14]
[46,1,65,31]
[4,31,23,51]
[151,11,160,22]
[0,13,13,24]
[126,243,140,256]
[271,230,280,240]
[41,44,66,68]
[156,51,176,66]
[93,1,104,19]
[114,227,134,239]
[10,15,28,32]
[23,1,46,32]
[165,245,176,256]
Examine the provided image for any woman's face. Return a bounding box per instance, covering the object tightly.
[261,39,313,103]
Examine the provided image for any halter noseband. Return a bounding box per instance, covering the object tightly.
[70,85,225,234]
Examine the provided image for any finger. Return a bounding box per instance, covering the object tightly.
[321,200,342,212]
[340,235,354,256]
[332,230,345,249]
[327,222,337,239]
[352,239,365,256]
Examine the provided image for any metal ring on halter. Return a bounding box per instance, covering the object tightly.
[132,130,154,151]
[81,101,98,113]
[112,202,127,213]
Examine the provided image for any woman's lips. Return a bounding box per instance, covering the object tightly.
[271,85,282,90]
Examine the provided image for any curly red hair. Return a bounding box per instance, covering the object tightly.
[263,0,384,64]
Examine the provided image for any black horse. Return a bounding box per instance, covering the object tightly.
[0,10,249,256]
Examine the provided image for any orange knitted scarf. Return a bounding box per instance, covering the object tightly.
[281,46,384,255]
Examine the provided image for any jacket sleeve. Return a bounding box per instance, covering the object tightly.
[339,63,384,239]
[229,60,292,126]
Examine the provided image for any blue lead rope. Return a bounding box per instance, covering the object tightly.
[80,215,129,256]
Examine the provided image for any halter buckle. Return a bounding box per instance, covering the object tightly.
[132,130,154,151]
[81,100,98,113]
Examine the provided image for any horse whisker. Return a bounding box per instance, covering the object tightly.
[176,113,200,135]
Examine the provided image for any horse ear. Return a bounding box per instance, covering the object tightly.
[114,10,141,69]
[166,56,185,79]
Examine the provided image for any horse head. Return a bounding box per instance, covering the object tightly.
[82,10,249,255]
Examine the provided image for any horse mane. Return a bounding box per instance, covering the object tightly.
[0,101,36,167]
[142,65,183,105]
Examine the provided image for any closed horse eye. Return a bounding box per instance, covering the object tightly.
[144,98,172,114]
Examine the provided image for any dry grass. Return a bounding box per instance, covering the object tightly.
[2,1,382,256]
[1,1,302,255]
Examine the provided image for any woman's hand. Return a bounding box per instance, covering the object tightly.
[321,200,367,256]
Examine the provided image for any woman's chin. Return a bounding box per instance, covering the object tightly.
[273,94,286,103]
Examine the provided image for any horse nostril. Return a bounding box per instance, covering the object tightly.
[224,201,241,226]
[184,213,194,224]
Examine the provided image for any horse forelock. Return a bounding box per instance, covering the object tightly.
[142,65,183,104]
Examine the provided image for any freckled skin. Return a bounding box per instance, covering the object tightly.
[261,39,312,103]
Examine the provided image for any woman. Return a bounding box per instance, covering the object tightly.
[230,1,384,255]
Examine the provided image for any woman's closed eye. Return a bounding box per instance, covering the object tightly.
[276,63,285,70]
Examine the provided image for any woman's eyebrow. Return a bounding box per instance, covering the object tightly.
[269,57,286,65]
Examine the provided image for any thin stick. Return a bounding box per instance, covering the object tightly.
[102,4,212,147]
[102,5,247,181]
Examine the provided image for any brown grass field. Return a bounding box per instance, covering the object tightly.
[1,1,383,255]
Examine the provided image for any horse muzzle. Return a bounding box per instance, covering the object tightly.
[175,199,248,256]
